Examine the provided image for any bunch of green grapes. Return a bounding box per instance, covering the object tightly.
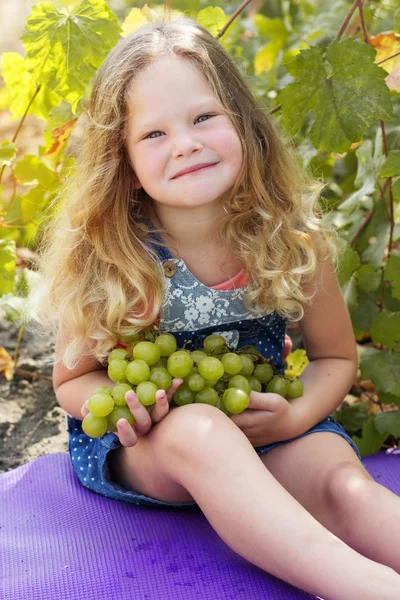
[82,332,304,438]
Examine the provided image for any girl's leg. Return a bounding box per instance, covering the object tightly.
[110,404,400,599]
[260,431,400,574]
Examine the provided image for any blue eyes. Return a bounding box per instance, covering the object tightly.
[144,114,213,139]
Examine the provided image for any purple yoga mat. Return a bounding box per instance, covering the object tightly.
[1,452,399,600]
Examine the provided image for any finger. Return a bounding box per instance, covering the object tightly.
[248,390,281,410]
[125,390,152,436]
[81,400,89,418]
[166,378,183,403]
[116,418,138,448]
[150,388,170,423]
[283,334,293,360]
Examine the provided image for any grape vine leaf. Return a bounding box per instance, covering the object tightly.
[360,348,400,397]
[1,53,61,121]
[374,410,400,438]
[279,39,392,153]
[370,309,400,351]
[21,0,121,112]
[0,239,17,295]
[338,133,385,213]
[197,7,226,37]
[121,7,150,37]
[352,416,390,457]
[253,16,289,75]
[332,400,368,435]
[380,150,400,178]
[337,242,360,285]
[284,348,309,378]
[384,252,400,301]
[0,141,17,168]
[356,265,382,293]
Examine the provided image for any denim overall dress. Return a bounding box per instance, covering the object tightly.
[67,221,361,509]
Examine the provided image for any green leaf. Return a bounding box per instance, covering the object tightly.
[380,392,400,407]
[0,239,17,296]
[1,52,61,121]
[352,416,390,457]
[360,348,400,396]
[337,242,360,285]
[0,293,28,324]
[253,16,289,75]
[350,293,380,336]
[21,0,120,112]
[356,265,382,293]
[360,208,391,268]
[14,155,57,188]
[384,252,400,301]
[370,310,400,351]
[196,7,226,37]
[374,410,400,438]
[338,133,385,213]
[392,179,400,203]
[380,150,400,178]
[342,277,359,312]
[0,141,17,168]
[332,400,368,435]
[279,39,392,153]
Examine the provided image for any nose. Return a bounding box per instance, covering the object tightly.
[171,128,203,159]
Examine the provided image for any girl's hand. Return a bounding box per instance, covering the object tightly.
[230,390,298,447]
[80,378,183,447]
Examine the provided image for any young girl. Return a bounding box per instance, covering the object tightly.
[28,17,400,599]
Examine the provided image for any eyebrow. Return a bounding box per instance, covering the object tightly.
[132,98,219,133]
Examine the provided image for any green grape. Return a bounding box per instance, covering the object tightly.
[152,357,168,368]
[88,392,115,417]
[82,413,108,438]
[119,331,142,344]
[222,388,250,414]
[228,374,252,395]
[221,352,243,375]
[217,396,229,415]
[167,350,194,378]
[187,373,205,392]
[247,375,262,393]
[239,354,255,377]
[133,341,161,366]
[126,359,151,385]
[92,385,114,395]
[155,333,177,356]
[286,379,304,399]
[173,383,196,406]
[191,350,208,364]
[197,356,224,381]
[108,406,135,428]
[136,381,158,406]
[111,383,133,407]
[254,363,274,384]
[266,375,289,397]
[203,334,227,354]
[108,348,128,363]
[215,380,227,393]
[203,377,219,387]
[108,358,127,383]
[195,386,218,406]
[149,367,172,391]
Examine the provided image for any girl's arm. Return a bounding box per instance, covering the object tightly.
[53,329,113,419]
[289,257,358,435]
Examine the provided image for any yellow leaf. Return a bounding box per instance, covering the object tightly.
[284,348,309,379]
[121,6,152,38]
[370,32,400,74]
[0,347,15,380]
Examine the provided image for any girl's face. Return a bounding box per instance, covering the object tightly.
[125,55,243,212]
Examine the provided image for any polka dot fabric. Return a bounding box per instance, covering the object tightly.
[66,217,360,507]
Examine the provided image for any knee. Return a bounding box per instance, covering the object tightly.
[324,461,375,531]
[160,403,234,460]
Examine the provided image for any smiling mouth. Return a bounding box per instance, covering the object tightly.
[173,163,219,179]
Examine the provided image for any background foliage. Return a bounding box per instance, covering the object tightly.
[0,0,399,457]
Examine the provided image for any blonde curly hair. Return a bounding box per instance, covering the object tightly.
[25,17,338,370]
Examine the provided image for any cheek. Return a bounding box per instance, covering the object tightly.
[213,126,243,168]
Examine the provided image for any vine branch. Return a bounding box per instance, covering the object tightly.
[216,0,254,39]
